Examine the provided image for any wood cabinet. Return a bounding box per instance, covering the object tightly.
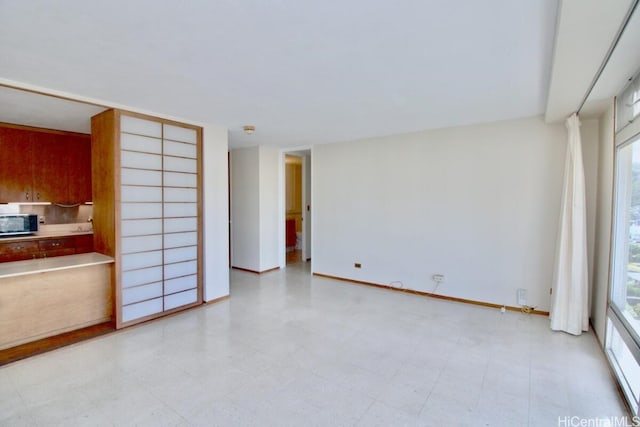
[0,124,92,204]
[66,134,93,203]
[0,234,94,262]
[0,127,34,202]
[31,134,68,203]
[0,241,39,262]
[91,109,202,328]
[75,234,94,253]
[39,237,76,257]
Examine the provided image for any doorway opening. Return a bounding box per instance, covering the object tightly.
[285,154,302,264]
[283,149,311,266]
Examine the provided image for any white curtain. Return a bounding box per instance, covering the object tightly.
[550,113,589,336]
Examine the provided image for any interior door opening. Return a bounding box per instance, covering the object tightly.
[285,154,303,264]
[283,149,311,266]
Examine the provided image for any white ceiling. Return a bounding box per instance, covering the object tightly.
[544,0,636,122]
[0,86,105,133]
[0,0,559,148]
[587,2,640,103]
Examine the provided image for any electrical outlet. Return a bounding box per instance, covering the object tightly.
[517,288,527,306]
[354,263,362,269]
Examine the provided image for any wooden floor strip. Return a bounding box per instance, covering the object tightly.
[0,322,115,367]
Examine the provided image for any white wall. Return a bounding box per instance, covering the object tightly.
[581,119,601,295]
[202,124,230,301]
[313,116,569,311]
[230,147,260,271]
[591,100,616,345]
[230,145,280,272]
[259,145,280,271]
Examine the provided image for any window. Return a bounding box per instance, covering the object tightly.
[617,72,640,132]
[608,132,640,415]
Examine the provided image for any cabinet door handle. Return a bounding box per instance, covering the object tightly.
[36,192,40,200]
[25,192,30,200]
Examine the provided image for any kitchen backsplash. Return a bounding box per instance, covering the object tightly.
[0,204,93,225]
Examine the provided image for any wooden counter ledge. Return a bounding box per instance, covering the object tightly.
[0,252,114,279]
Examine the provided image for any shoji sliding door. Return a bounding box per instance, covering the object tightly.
[160,124,200,312]
[91,109,202,328]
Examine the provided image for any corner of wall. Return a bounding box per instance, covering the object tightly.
[202,123,230,301]
[590,99,616,346]
[258,145,281,271]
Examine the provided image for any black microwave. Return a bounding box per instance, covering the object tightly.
[0,214,39,236]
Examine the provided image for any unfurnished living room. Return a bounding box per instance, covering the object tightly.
[1,1,640,426]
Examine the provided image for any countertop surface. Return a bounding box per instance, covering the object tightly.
[0,252,114,279]
[0,228,93,243]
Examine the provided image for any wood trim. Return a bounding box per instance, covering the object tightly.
[160,120,166,310]
[196,126,204,306]
[0,83,107,108]
[232,266,281,274]
[204,295,230,304]
[0,321,115,367]
[91,109,120,327]
[117,301,203,329]
[0,317,112,351]
[313,273,550,316]
[0,122,90,137]
[113,111,122,328]
[118,109,202,131]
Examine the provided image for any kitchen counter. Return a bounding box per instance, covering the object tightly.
[0,252,114,279]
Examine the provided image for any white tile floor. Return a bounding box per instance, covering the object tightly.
[0,262,631,426]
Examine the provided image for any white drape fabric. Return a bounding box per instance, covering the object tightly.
[550,113,589,336]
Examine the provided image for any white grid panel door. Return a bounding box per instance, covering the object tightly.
[120,116,164,323]
[162,124,199,310]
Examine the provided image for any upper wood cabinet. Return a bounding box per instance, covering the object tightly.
[0,124,92,204]
[0,127,34,202]
[63,133,93,203]
[31,133,69,203]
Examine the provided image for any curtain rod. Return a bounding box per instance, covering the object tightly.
[577,0,639,114]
